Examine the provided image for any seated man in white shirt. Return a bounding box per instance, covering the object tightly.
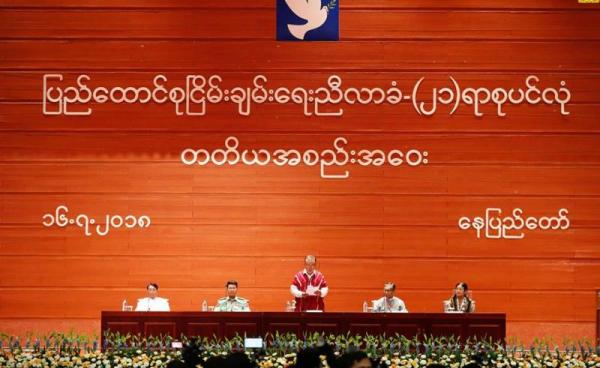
[372,282,408,313]
[135,283,170,311]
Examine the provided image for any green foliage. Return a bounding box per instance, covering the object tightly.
[0,330,598,368]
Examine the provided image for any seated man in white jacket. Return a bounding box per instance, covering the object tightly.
[135,283,170,311]
[372,282,408,313]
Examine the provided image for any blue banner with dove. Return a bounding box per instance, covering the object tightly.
[276,0,339,41]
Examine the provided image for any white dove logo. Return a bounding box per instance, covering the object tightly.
[285,0,336,40]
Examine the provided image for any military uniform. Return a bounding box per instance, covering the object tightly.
[214,296,250,312]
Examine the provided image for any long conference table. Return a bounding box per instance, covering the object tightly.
[101,311,506,345]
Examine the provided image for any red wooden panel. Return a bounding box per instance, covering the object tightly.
[2,225,597,260]
[2,163,600,197]
[99,312,507,343]
[305,323,340,334]
[144,322,176,337]
[0,255,585,290]
[1,41,599,71]
[186,322,219,338]
[3,134,600,164]
[224,322,259,338]
[264,322,302,336]
[429,323,463,338]
[1,10,598,40]
[2,104,598,133]
[105,321,141,336]
[507,321,595,345]
[0,193,597,226]
[347,323,384,336]
[467,323,505,340]
[0,0,598,344]
[2,72,599,104]
[0,0,596,10]
[385,323,421,338]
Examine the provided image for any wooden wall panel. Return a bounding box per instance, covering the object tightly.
[2,107,600,132]
[0,0,599,343]
[2,164,600,196]
[1,194,598,226]
[3,134,600,164]
[0,256,590,290]
[2,72,599,103]
[1,10,599,40]
[2,226,599,259]
[1,41,599,71]
[0,0,596,10]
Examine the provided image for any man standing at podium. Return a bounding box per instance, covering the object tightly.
[290,255,329,311]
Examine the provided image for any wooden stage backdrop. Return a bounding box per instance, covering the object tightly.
[0,0,599,343]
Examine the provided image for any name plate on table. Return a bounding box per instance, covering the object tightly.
[244,338,263,349]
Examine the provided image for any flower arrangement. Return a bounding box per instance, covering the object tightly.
[0,331,598,368]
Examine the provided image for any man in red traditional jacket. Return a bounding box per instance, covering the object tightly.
[290,255,329,311]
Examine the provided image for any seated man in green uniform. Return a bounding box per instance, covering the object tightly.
[214,280,250,312]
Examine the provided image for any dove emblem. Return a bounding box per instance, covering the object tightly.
[285,0,328,40]
[277,0,339,41]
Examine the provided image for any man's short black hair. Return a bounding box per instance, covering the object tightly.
[204,356,226,368]
[226,280,238,288]
[165,360,186,368]
[295,348,321,368]
[147,283,159,290]
[224,352,255,368]
[336,351,372,368]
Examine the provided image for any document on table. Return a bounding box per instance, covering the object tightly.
[306,284,319,296]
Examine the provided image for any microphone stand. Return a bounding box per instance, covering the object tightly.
[315,281,323,311]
